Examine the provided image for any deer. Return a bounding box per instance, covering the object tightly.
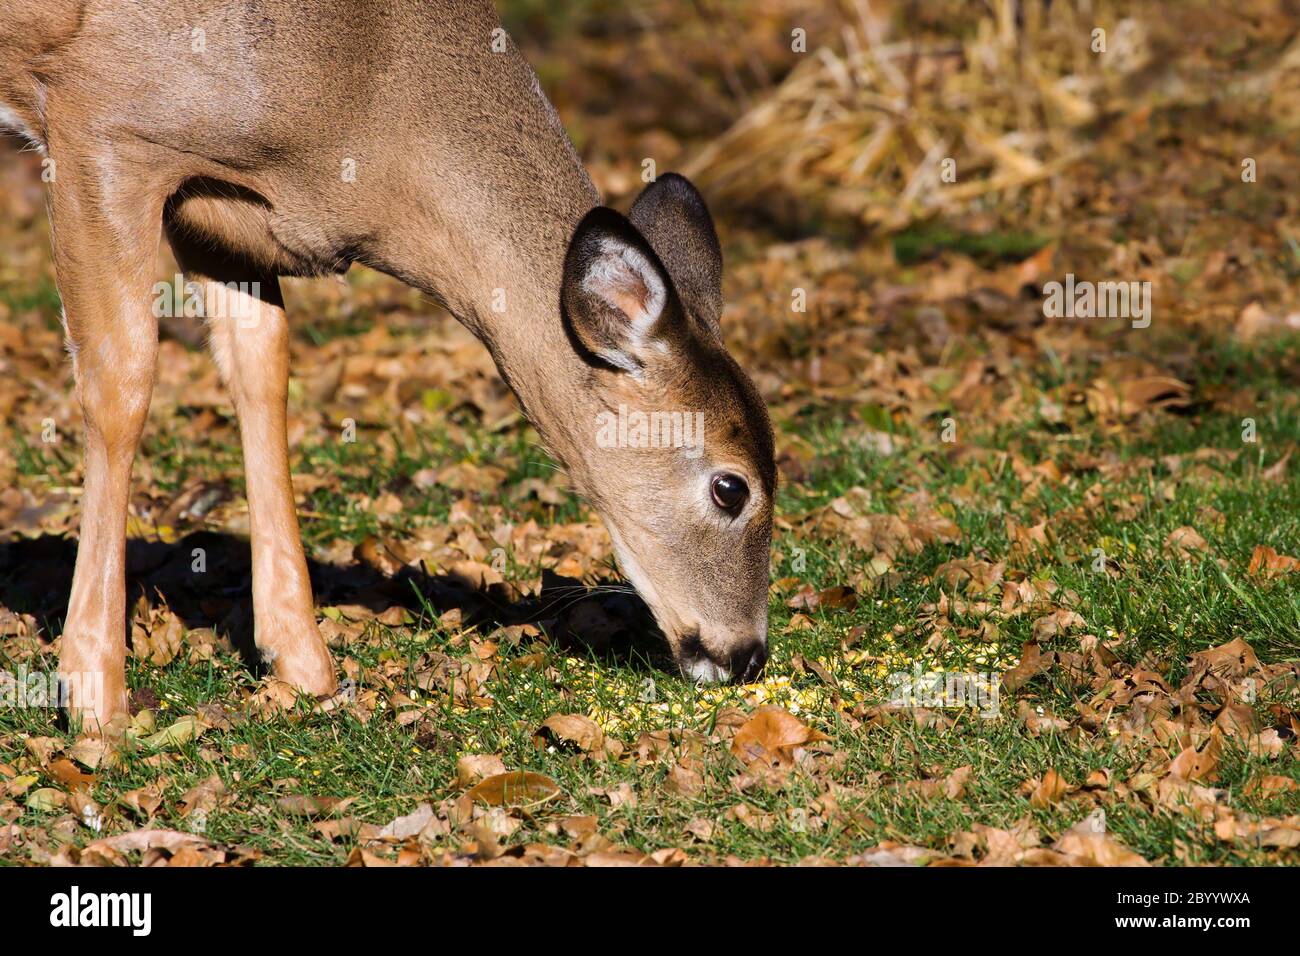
[0,0,776,734]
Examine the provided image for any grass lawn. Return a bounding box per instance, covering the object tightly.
[1,303,1297,865]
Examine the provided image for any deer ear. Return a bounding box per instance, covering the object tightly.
[562,206,685,374]
[629,173,723,334]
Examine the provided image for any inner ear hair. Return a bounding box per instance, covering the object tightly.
[562,206,686,374]
[582,238,667,337]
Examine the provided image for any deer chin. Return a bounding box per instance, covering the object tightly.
[679,654,731,684]
[602,523,711,679]
[603,523,769,685]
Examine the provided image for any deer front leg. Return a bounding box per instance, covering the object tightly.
[48,140,166,735]
[166,227,336,697]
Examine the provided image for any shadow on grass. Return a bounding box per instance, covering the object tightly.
[0,532,670,680]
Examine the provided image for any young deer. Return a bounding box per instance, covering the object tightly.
[0,0,776,733]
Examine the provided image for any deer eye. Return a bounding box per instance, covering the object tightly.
[711,473,749,514]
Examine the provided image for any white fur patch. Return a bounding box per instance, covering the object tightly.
[60,308,78,372]
[682,656,729,684]
[0,100,43,150]
[593,345,641,376]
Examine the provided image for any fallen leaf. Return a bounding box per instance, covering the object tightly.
[465,771,561,809]
[179,775,226,818]
[1243,775,1298,798]
[378,803,436,839]
[1190,637,1260,680]
[730,707,828,768]
[47,758,95,792]
[66,737,115,771]
[944,766,973,800]
[1002,642,1047,692]
[140,715,206,750]
[665,763,704,797]
[1247,545,1300,578]
[85,828,208,855]
[1053,815,1150,866]
[456,753,508,788]
[536,713,612,758]
[1030,769,1071,808]
[276,794,358,818]
[1164,526,1210,560]
[26,788,66,812]
[121,783,165,818]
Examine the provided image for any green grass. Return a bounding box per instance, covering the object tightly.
[0,276,62,327]
[3,327,1297,866]
[891,223,1052,267]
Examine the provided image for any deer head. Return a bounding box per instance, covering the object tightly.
[559,174,776,683]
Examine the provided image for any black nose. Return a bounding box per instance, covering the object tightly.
[729,641,768,684]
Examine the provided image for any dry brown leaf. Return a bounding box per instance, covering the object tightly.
[66,736,115,771]
[85,828,209,855]
[536,713,612,758]
[456,753,508,788]
[588,782,637,810]
[1052,816,1150,866]
[786,584,858,612]
[465,771,561,809]
[972,818,1043,866]
[24,736,60,765]
[730,707,828,768]
[1002,642,1047,692]
[1243,775,1298,797]
[276,794,358,818]
[1190,637,1260,681]
[1032,610,1085,640]
[1016,700,1070,736]
[1029,769,1071,808]
[178,774,226,818]
[47,758,95,792]
[665,762,705,797]
[377,803,437,839]
[1247,544,1300,578]
[685,817,714,842]
[944,765,973,800]
[121,782,165,819]
[1214,810,1300,848]
[1164,526,1210,560]
[1168,736,1221,782]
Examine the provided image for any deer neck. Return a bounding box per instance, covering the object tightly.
[368,123,602,485]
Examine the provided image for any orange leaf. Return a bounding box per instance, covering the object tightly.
[1247,545,1300,579]
[729,707,827,768]
[465,771,561,809]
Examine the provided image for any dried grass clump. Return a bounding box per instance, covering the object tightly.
[683,0,1153,232]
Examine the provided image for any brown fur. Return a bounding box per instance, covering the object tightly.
[0,0,775,732]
